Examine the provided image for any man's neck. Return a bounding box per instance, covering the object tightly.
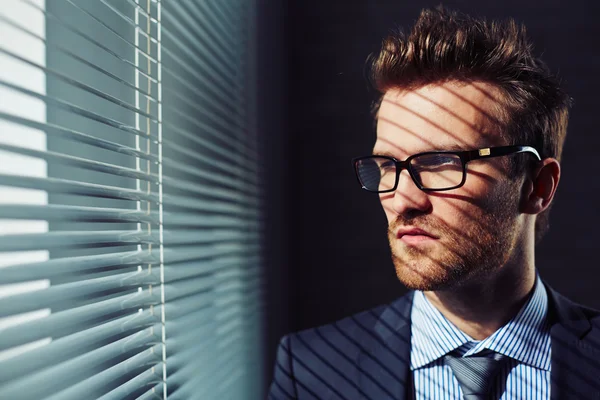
[423,262,536,340]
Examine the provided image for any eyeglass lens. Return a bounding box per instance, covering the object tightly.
[356,153,464,191]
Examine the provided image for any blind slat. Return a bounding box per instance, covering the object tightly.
[167,339,243,398]
[159,69,235,121]
[0,111,159,162]
[71,0,158,43]
[210,2,241,35]
[0,308,159,382]
[0,14,158,100]
[0,174,159,202]
[0,204,160,224]
[162,244,258,263]
[161,26,236,93]
[166,296,262,347]
[163,282,259,311]
[1,332,162,400]
[163,212,257,228]
[163,3,241,75]
[162,176,260,204]
[161,192,248,214]
[163,276,220,302]
[21,0,159,73]
[163,229,252,246]
[161,119,252,171]
[172,2,237,60]
[165,302,251,345]
[0,230,159,252]
[162,283,260,320]
[0,250,159,284]
[161,155,256,193]
[162,105,258,161]
[121,0,159,24]
[0,143,159,182]
[0,78,158,139]
[164,306,214,339]
[162,260,247,283]
[96,366,163,400]
[161,44,237,103]
[161,174,243,200]
[0,270,160,317]
[48,358,162,400]
[136,384,164,400]
[159,58,236,112]
[162,11,238,79]
[191,2,237,49]
[0,46,159,121]
[0,291,160,351]
[167,340,245,396]
[161,140,252,181]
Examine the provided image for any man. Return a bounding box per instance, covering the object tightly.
[268,7,600,400]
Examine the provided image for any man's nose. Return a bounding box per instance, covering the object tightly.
[391,169,432,216]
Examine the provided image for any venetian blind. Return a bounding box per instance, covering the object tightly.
[0,0,263,399]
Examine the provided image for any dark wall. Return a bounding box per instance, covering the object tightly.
[283,0,600,337]
[256,0,291,394]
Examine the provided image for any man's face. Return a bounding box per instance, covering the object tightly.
[375,81,526,291]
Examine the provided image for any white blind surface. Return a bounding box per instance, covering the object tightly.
[0,0,263,399]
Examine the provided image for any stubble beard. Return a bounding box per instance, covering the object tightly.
[388,193,520,291]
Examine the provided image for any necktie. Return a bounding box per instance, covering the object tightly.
[443,350,511,400]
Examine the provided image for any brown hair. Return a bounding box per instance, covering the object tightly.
[369,6,572,244]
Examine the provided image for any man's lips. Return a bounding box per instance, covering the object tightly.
[396,227,437,239]
[396,227,438,244]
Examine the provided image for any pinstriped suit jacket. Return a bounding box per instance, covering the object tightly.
[268,284,600,400]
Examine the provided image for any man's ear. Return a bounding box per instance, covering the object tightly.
[521,158,561,215]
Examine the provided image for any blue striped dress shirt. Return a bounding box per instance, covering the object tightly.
[410,275,551,399]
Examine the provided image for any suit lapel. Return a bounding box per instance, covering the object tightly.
[357,292,414,400]
[546,284,600,400]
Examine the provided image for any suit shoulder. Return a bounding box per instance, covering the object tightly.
[295,303,387,340]
[546,284,600,336]
[286,292,413,357]
[277,303,387,377]
[270,295,412,399]
[579,303,600,327]
[548,285,600,318]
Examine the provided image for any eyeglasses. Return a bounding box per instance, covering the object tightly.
[352,145,541,193]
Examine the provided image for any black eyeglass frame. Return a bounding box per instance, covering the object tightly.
[352,145,541,193]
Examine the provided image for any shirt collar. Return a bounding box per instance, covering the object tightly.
[410,274,551,371]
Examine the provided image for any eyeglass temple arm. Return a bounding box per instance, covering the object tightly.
[467,145,541,162]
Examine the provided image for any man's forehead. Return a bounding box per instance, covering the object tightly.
[375,82,504,155]
[381,81,501,104]
[379,82,502,123]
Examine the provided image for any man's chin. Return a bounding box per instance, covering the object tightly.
[393,261,463,291]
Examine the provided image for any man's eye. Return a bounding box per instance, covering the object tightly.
[379,160,395,170]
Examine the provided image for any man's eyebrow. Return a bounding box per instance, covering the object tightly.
[371,149,397,157]
[371,144,472,157]
[439,144,471,152]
